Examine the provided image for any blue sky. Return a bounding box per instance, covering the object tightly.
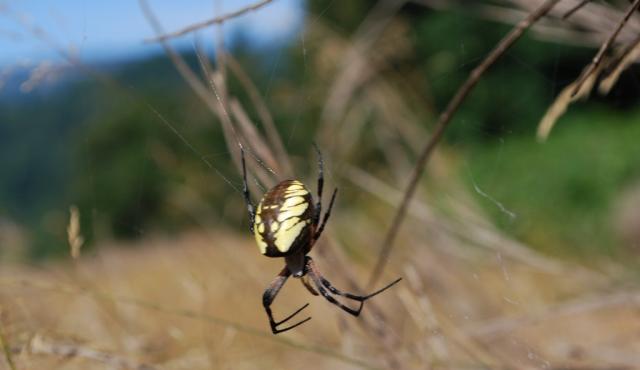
[0,0,305,65]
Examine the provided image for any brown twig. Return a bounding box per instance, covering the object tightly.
[367,0,563,288]
[145,0,274,43]
[562,0,591,19]
[571,0,640,96]
[599,33,640,94]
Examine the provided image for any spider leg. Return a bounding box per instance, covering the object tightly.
[241,147,256,233]
[312,143,324,227]
[263,266,311,334]
[313,188,337,242]
[305,257,401,317]
[321,275,402,301]
[300,275,319,296]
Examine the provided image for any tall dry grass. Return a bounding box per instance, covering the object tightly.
[3,0,640,369]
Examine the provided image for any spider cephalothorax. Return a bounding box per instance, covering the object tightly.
[241,146,401,334]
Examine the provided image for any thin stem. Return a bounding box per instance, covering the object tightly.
[571,0,640,96]
[146,0,274,42]
[562,0,591,19]
[367,0,563,288]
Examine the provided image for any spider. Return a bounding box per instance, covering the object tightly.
[241,146,402,334]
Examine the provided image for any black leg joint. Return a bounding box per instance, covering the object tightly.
[262,290,271,308]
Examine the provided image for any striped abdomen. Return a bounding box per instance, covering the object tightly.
[254,180,315,257]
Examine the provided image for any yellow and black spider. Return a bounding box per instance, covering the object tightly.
[241,146,402,334]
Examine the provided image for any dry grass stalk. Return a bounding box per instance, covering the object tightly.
[599,35,640,94]
[538,26,640,139]
[421,0,640,50]
[571,0,640,96]
[194,49,284,188]
[536,63,600,141]
[146,0,274,43]
[9,1,639,368]
[368,0,563,288]
[320,0,407,145]
[229,98,279,179]
[139,0,261,187]
[225,55,293,177]
[192,36,247,180]
[139,0,219,117]
[67,205,84,260]
[562,0,591,19]
[509,0,640,34]
[141,2,406,366]
[484,0,640,113]
[139,1,240,161]
[458,4,598,49]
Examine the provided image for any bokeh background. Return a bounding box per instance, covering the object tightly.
[1,0,640,369]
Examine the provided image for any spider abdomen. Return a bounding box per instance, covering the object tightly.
[254,180,314,257]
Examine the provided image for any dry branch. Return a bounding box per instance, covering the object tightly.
[537,62,601,140]
[562,0,591,19]
[146,0,274,43]
[367,0,563,287]
[571,0,640,96]
[599,34,640,94]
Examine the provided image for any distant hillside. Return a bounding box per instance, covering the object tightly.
[0,53,219,258]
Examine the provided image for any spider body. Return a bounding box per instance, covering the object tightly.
[253,180,314,259]
[241,146,401,334]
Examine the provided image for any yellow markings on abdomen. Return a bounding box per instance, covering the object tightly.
[272,188,309,252]
[274,220,307,253]
[277,196,308,222]
[254,225,268,254]
[253,180,313,255]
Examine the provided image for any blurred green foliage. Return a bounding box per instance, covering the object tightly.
[467,108,640,257]
[1,1,639,259]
